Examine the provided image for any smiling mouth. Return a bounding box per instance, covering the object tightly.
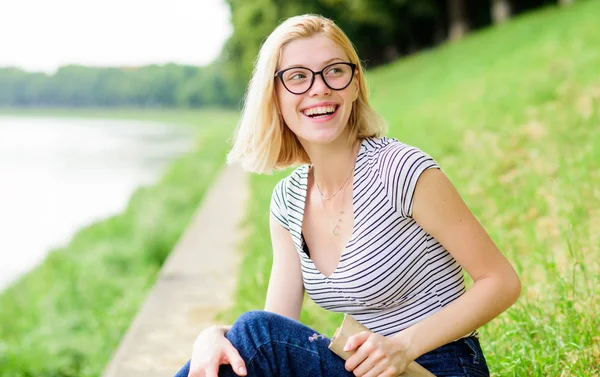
[302,105,339,119]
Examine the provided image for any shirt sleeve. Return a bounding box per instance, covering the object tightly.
[270,178,290,230]
[381,142,441,218]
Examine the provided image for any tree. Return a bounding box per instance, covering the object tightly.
[447,0,469,41]
[0,0,570,109]
[492,0,511,24]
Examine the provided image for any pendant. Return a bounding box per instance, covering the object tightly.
[333,224,341,236]
[333,209,343,236]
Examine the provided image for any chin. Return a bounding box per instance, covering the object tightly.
[301,127,346,145]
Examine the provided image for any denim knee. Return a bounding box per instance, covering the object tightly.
[235,310,273,326]
[228,310,276,345]
[231,310,274,334]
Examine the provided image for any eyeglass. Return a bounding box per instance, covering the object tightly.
[274,62,357,95]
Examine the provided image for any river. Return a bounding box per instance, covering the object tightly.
[0,116,195,291]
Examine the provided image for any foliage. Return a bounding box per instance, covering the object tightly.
[1,0,563,109]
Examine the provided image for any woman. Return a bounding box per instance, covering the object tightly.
[174,14,521,377]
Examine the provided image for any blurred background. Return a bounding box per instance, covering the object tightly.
[0,0,578,109]
[1,0,598,376]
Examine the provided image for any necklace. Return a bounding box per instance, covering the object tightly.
[314,168,352,236]
[315,164,355,201]
[331,187,346,236]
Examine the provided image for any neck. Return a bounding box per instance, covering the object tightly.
[303,133,360,196]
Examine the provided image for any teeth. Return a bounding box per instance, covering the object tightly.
[303,105,336,116]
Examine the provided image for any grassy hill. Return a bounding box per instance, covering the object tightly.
[227,1,599,376]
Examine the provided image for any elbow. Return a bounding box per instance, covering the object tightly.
[506,268,522,307]
[487,265,521,309]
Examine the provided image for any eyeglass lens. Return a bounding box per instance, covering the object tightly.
[281,63,353,94]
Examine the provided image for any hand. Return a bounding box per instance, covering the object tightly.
[188,325,247,377]
[343,331,412,377]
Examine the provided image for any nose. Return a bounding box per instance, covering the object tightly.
[308,72,331,96]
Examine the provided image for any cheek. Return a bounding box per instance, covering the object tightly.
[276,88,300,124]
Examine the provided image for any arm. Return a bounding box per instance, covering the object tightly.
[264,213,305,321]
[189,210,304,377]
[396,168,521,360]
[343,168,520,376]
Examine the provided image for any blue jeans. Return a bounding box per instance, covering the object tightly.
[173,310,489,377]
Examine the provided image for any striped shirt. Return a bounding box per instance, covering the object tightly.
[270,137,476,338]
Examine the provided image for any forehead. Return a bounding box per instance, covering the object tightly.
[279,34,349,70]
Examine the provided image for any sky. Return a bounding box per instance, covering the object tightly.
[0,0,233,74]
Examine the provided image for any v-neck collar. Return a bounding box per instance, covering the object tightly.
[295,138,368,279]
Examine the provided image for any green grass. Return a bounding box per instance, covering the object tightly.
[225,1,600,376]
[0,108,239,377]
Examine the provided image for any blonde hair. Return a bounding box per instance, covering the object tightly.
[227,14,387,174]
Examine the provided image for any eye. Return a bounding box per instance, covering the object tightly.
[291,72,307,80]
[284,70,309,81]
[325,65,345,76]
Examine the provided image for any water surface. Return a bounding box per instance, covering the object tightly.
[0,116,195,290]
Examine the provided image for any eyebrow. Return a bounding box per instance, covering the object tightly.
[279,57,344,71]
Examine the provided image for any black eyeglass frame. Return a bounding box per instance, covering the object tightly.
[274,62,357,95]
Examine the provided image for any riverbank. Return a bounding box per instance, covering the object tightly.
[0,115,200,291]
[0,107,235,125]
[0,108,239,377]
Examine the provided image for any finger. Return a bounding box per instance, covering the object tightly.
[351,350,386,377]
[188,368,204,377]
[351,358,376,377]
[360,359,389,377]
[224,344,247,376]
[344,331,371,352]
[345,339,373,372]
[187,362,204,377]
[380,367,401,377]
[356,347,389,377]
[205,362,219,377]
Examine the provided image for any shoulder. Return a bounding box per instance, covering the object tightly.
[362,136,439,173]
[270,165,307,229]
[363,137,440,217]
[271,164,307,199]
